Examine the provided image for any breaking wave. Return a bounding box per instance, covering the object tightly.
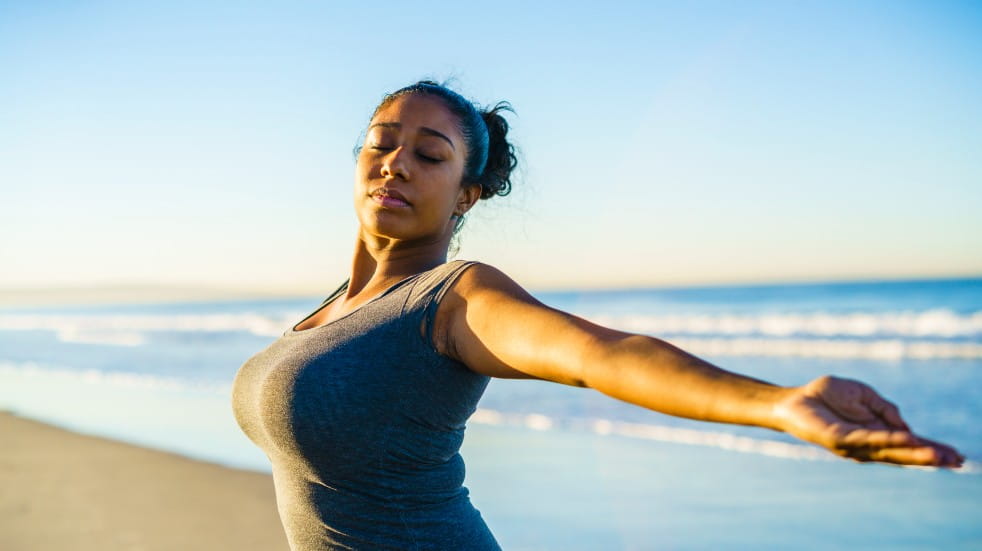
[0,360,231,394]
[0,312,303,346]
[0,310,978,359]
[1,361,976,473]
[469,408,981,474]
[662,337,982,360]
[588,309,982,338]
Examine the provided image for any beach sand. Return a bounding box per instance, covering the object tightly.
[0,411,288,551]
[3,408,979,550]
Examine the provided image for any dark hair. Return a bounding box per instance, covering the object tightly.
[370,80,517,200]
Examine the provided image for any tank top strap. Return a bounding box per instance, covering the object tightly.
[318,279,349,306]
[404,260,479,345]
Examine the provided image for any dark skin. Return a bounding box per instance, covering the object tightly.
[299,93,964,468]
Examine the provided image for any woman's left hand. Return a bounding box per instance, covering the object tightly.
[774,375,964,468]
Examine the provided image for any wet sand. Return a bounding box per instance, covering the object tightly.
[0,412,288,551]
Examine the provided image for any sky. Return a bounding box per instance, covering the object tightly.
[2,1,980,296]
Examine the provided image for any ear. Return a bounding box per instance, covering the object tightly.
[454,184,481,217]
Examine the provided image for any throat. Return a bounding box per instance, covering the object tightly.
[349,238,449,297]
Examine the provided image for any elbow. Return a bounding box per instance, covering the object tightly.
[577,332,651,391]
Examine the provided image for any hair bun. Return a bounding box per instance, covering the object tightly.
[478,102,517,199]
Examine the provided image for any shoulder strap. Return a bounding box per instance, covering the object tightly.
[321,280,349,306]
[407,260,479,344]
[288,280,349,334]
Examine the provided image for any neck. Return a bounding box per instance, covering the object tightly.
[346,229,452,296]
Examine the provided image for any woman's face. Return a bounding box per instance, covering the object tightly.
[354,93,478,244]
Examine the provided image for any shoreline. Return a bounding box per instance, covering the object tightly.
[2,410,980,550]
[0,411,288,551]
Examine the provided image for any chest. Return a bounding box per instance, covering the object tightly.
[231,313,488,464]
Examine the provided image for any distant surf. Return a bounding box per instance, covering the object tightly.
[1,276,978,476]
[2,359,978,474]
[1,307,978,359]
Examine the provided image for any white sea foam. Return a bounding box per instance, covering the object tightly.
[589,309,982,338]
[0,361,231,394]
[662,337,982,360]
[2,362,975,473]
[470,408,834,461]
[523,413,554,431]
[0,312,303,346]
[470,409,505,425]
[2,310,979,340]
[57,328,148,347]
[1,310,979,358]
[471,408,982,473]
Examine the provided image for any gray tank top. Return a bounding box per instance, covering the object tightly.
[232,260,500,551]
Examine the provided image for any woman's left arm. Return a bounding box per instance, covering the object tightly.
[438,264,964,468]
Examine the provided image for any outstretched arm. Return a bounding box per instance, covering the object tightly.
[437,264,964,468]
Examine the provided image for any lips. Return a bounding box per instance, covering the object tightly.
[370,187,411,208]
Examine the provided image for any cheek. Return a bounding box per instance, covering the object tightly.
[354,155,374,185]
[352,163,377,220]
[424,172,463,210]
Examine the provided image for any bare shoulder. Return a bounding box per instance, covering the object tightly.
[435,262,542,350]
[430,262,546,378]
[436,262,613,384]
[448,262,539,304]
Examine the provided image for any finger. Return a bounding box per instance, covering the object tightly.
[863,446,964,468]
[913,436,966,465]
[838,428,918,449]
[865,393,910,431]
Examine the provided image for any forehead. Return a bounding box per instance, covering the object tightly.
[370,94,463,143]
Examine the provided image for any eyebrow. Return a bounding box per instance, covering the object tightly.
[369,122,456,150]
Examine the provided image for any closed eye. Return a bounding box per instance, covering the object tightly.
[369,143,443,163]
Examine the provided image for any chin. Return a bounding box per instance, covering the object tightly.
[358,212,411,239]
[361,220,451,248]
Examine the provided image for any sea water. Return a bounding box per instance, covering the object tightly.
[1,277,980,549]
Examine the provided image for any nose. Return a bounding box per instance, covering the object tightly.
[380,147,410,181]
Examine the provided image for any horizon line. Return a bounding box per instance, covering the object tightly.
[1,272,979,308]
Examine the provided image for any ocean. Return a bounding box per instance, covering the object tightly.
[1,276,980,549]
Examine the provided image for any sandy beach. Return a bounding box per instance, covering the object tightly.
[2,407,980,550]
[0,411,288,551]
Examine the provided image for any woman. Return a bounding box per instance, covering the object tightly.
[232,81,964,551]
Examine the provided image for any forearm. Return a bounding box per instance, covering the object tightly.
[583,334,790,430]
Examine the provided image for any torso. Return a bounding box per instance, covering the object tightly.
[231,261,500,551]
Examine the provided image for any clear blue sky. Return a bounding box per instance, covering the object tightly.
[2,1,980,293]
